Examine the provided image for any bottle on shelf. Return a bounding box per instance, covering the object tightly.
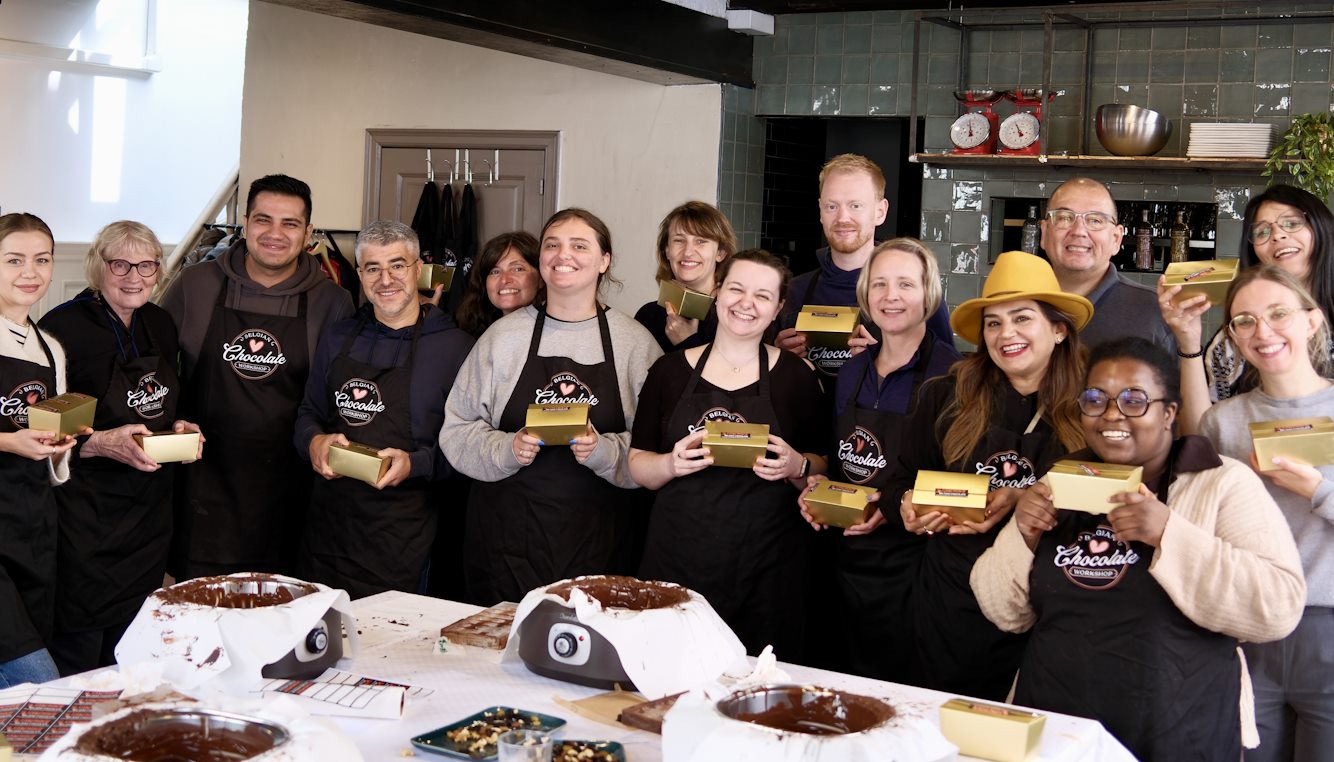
[1169,208,1190,264]
[1020,204,1040,254]
[1135,208,1154,270]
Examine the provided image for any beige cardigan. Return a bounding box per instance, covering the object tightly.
[971,454,1305,746]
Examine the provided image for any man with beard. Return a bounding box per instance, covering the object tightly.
[776,154,952,380]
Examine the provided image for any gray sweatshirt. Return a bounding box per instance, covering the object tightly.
[1200,383,1334,607]
[440,305,663,488]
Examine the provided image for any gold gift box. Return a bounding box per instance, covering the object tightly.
[657,280,715,321]
[525,403,590,444]
[702,421,770,469]
[1250,416,1334,471]
[134,431,201,463]
[806,480,876,529]
[328,440,389,485]
[1042,460,1143,515]
[1164,259,1238,306]
[911,470,990,524]
[26,392,96,438]
[939,697,1046,762]
[795,305,860,349]
[1,732,10,762]
[417,263,455,292]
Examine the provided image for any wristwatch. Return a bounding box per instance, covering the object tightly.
[797,456,810,479]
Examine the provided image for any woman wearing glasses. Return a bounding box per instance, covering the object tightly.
[1199,266,1334,761]
[1160,185,1334,432]
[38,221,202,674]
[883,251,1090,699]
[973,335,1304,760]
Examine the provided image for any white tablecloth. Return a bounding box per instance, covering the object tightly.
[331,591,1135,761]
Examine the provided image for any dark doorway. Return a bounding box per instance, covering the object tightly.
[760,117,923,278]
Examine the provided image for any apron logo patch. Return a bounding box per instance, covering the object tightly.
[837,425,887,484]
[2,380,47,428]
[222,329,287,380]
[335,378,386,426]
[688,406,747,434]
[126,372,169,419]
[806,345,852,373]
[1054,524,1140,590]
[535,372,599,406]
[977,450,1036,490]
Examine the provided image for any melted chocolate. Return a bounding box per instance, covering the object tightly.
[546,575,690,610]
[154,575,317,609]
[718,686,896,735]
[74,709,283,761]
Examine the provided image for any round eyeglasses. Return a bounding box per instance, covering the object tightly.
[1078,387,1167,418]
[1046,209,1116,232]
[1227,305,1308,337]
[106,259,161,277]
[1248,214,1307,244]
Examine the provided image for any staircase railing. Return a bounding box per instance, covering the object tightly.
[156,166,239,299]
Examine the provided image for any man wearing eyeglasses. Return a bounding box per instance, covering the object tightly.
[291,220,473,598]
[161,174,355,580]
[1039,177,1176,353]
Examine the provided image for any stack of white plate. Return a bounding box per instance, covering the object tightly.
[1187,123,1273,158]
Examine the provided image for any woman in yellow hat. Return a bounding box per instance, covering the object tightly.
[879,250,1092,700]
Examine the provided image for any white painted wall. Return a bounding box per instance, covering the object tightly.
[241,2,722,314]
[0,0,249,246]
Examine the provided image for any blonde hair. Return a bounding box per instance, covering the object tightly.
[1225,264,1334,379]
[818,154,886,198]
[85,220,162,292]
[855,237,942,321]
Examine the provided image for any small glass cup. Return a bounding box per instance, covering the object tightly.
[497,729,552,762]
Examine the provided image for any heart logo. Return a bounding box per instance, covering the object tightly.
[248,339,265,353]
[26,392,38,404]
[854,438,865,453]
[1002,461,1018,478]
[559,382,576,396]
[352,388,368,400]
[145,384,154,394]
[1088,539,1110,554]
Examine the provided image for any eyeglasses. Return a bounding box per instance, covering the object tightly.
[1078,387,1167,418]
[106,259,160,277]
[1046,209,1116,232]
[1248,214,1307,244]
[1228,305,1309,337]
[359,262,413,278]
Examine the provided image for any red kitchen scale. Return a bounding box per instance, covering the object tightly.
[949,90,1003,155]
[997,88,1056,156]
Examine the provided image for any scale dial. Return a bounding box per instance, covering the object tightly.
[950,112,992,150]
[999,112,1041,150]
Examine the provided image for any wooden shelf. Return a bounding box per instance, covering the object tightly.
[911,153,1274,172]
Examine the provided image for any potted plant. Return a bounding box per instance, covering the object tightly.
[1265,112,1334,202]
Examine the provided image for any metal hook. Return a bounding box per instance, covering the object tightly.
[426,149,434,183]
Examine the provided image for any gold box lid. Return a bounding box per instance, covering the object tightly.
[657,280,715,321]
[941,698,1043,724]
[702,420,769,445]
[29,391,96,413]
[1046,460,1143,481]
[795,304,860,334]
[808,480,876,507]
[1249,416,1334,440]
[417,263,455,291]
[912,470,990,507]
[1162,259,1238,286]
[526,402,591,427]
[332,440,383,458]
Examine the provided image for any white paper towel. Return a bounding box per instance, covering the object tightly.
[115,573,358,692]
[503,578,749,700]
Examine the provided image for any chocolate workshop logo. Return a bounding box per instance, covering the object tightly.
[1054,524,1140,590]
[977,449,1036,489]
[838,425,887,484]
[126,372,169,420]
[806,344,852,372]
[535,372,599,406]
[221,329,287,380]
[1,379,46,428]
[335,378,386,426]
[688,406,746,434]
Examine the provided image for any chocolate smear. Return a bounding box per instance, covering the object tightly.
[153,575,317,609]
[717,685,895,735]
[546,575,690,611]
[74,708,288,761]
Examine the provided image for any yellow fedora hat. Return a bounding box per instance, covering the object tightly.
[950,250,1094,345]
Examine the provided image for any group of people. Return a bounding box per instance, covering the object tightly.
[1,156,1330,760]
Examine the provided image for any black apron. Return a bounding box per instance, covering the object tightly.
[910,399,1048,700]
[464,308,634,605]
[639,343,808,658]
[55,302,180,631]
[1016,458,1241,760]
[173,281,311,576]
[301,309,432,599]
[831,336,934,682]
[0,328,58,662]
[799,271,856,380]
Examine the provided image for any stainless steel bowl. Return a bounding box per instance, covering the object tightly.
[75,707,290,761]
[715,684,894,736]
[1096,104,1172,156]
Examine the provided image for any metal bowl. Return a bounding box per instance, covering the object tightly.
[715,684,895,736]
[955,89,1001,103]
[74,707,290,761]
[1096,104,1172,156]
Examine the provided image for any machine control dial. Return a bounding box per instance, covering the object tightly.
[553,632,578,658]
[547,622,592,666]
[306,628,328,654]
